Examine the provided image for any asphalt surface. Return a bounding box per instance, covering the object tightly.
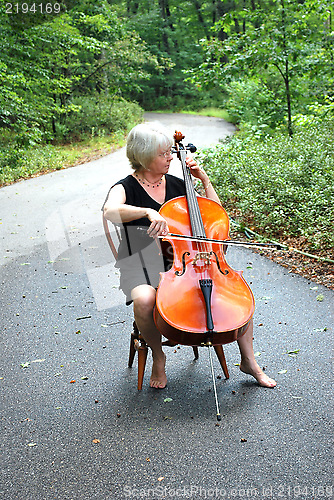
[0,113,333,500]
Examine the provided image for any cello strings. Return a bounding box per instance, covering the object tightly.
[182,149,212,274]
[181,150,206,254]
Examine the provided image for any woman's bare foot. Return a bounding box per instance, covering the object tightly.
[240,360,277,388]
[150,352,167,389]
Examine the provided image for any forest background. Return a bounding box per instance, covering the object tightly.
[0,0,333,283]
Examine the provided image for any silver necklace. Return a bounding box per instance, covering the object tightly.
[134,172,164,188]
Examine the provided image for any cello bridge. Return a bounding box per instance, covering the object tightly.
[192,252,212,266]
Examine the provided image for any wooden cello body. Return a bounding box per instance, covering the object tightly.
[154,196,255,346]
[154,133,255,347]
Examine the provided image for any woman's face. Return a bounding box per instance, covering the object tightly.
[146,146,173,175]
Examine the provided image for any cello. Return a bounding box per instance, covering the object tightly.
[154,132,255,418]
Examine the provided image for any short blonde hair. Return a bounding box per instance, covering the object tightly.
[126,123,173,170]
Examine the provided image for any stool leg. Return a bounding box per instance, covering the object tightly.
[128,333,136,368]
[192,346,199,360]
[129,321,140,368]
[137,344,148,390]
[214,345,229,379]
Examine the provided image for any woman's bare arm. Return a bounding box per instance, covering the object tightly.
[103,184,169,236]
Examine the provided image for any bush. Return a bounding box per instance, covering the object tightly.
[0,95,143,184]
[59,95,143,140]
[0,145,63,185]
[225,79,284,132]
[198,117,334,251]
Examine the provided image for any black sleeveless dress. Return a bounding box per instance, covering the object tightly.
[106,174,186,304]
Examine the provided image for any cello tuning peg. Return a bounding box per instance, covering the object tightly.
[186,143,197,153]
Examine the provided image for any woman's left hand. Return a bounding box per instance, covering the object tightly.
[186,155,208,183]
[185,154,221,205]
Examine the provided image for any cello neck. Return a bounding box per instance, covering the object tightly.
[178,148,206,239]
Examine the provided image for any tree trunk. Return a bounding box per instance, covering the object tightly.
[216,0,234,42]
[191,0,210,39]
[158,0,171,51]
[281,0,293,136]
[285,60,293,137]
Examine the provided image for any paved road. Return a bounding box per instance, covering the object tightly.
[1,114,333,499]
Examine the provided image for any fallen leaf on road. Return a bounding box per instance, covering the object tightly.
[92,439,100,444]
[287,349,300,357]
[20,362,30,368]
[27,443,37,447]
[316,294,324,302]
[164,398,173,403]
[278,370,287,374]
[157,477,164,481]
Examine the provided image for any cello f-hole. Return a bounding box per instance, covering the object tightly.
[175,251,191,276]
[210,251,230,275]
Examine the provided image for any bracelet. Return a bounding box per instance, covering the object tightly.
[203,180,211,190]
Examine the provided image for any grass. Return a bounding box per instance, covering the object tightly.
[151,107,233,122]
[180,107,233,122]
[0,131,127,186]
[54,131,127,168]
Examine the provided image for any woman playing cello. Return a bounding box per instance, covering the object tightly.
[103,123,276,390]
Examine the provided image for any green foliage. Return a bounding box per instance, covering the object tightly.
[198,117,334,251]
[0,0,156,141]
[0,126,130,185]
[182,108,231,120]
[3,0,332,138]
[56,96,143,140]
[118,1,222,110]
[187,0,334,135]
[224,79,283,131]
[0,94,142,183]
[0,144,63,185]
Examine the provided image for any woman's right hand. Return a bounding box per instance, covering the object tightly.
[146,208,169,237]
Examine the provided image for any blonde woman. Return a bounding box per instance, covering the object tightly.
[103,123,276,390]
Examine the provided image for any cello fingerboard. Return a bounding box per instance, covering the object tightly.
[179,149,206,239]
